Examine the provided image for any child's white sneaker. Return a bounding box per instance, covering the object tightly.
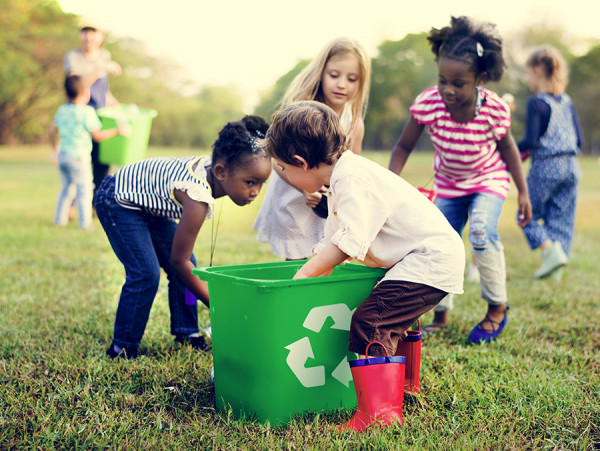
[534,242,568,279]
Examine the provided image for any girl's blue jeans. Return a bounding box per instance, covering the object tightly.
[54,153,93,229]
[95,175,199,350]
[434,192,507,312]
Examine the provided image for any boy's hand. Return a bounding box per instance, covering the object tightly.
[117,123,131,136]
[293,243,348,279]
[106,60,122,76]
[303,189,322,208]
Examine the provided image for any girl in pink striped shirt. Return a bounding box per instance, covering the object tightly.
[389,16,532,344]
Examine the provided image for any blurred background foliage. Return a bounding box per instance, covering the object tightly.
[2,0,599,153]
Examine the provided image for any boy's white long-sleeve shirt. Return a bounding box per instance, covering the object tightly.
[314,151,465,294]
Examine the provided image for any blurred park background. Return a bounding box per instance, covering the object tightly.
[2,0,600,154]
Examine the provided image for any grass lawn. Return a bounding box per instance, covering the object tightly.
[1,145,599,449]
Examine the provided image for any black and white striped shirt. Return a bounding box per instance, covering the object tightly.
[114,156,214,220]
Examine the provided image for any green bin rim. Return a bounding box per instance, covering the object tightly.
[96,106,158,118]
[192,261,386,287]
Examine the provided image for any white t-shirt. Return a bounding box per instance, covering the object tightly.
[315,151,465,293]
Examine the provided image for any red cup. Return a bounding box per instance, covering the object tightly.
[417,187,438,203]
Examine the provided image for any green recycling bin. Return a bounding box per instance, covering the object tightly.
[192,260,386,426]
[97,104,157,166]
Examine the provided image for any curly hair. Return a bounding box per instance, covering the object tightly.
[264,101,346,169]
[427,16,505,81]
[211,115,270,170]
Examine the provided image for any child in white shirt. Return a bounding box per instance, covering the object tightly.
[262,101,465,430]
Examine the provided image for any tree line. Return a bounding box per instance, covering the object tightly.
[2,0,599,153]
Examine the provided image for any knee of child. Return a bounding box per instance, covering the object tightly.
[470,209,490,252]
[131,267,161,292]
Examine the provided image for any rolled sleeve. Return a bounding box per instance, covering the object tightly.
[329,175,390,261]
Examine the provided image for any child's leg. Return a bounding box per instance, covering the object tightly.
[73,159,93,229]
[149,218,200,338]
[468,193,509,334]
[348,280,447,357]
[429,196,470,330]
[95,176,161,351]
[544,169,579,257]
[520,160,554,250]
[54,155,76,226]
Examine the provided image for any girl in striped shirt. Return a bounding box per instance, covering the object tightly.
[389,16,532,344]
[95,116,272,359]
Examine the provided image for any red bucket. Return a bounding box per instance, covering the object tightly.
[395,320,422,393]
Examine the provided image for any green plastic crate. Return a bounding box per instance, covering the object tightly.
[192,260,386,426]
[97,105,157,166]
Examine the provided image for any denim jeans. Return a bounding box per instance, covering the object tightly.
[433,192,507,312]
[54,153,93,229]
[95,175,199,349]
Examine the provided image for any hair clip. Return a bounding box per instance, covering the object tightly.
[476,42,484,57]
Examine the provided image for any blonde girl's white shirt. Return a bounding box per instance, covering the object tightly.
[253,104,355,259]
[315,151,465,293]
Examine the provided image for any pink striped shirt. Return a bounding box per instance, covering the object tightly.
[410,86,511,199]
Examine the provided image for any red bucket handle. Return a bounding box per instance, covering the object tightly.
[365,341,389,359]
[414,319,421,332]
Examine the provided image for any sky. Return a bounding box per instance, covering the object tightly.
[57,0,598,111]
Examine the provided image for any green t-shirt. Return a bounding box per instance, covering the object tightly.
[53,103,102,162]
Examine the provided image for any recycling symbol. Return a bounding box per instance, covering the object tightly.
[284,303,357,388]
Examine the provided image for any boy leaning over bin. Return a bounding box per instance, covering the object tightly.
[261,101,465,431]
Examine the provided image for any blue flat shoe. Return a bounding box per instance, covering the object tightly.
[468,306,510,345]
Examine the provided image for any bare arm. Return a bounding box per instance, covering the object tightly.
[497,131,532,227]
[49,123,59,165]
[389,117,424,175]
[171,190,210,307]
[90,124,129,142]
[294,242,349,279]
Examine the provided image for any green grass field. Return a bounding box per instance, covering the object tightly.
[1,146,599,449]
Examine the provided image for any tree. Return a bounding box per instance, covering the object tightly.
[365,33,438,150]
[254,60,309,121]
[0,0,77,143]
[570,44,600,154]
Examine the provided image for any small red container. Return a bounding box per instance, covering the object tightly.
[395,320,422,393]
[417,187,438,203]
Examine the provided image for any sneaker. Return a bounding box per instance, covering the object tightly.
[468,306,510,345]
[175,335,210,351]
[204,324,212,340]
[534,242,568,279]
[106,344,138,360]
[209,366,214,383]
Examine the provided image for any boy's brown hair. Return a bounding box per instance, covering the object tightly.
[263,101,347,168]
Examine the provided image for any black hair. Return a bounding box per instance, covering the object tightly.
[211,115,270,170]
[64,75,84,100]
[427,16,505,81]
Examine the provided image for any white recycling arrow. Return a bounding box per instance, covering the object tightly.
[284,337,325,387]
[302,303,355,333]
[331,356,353,387]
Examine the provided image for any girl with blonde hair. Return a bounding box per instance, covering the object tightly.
[254,37,371,259]
[517,45,583,279]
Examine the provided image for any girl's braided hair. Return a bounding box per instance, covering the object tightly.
[427,16,505,82]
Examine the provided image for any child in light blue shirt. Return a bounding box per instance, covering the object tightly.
[50,75,126,229]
